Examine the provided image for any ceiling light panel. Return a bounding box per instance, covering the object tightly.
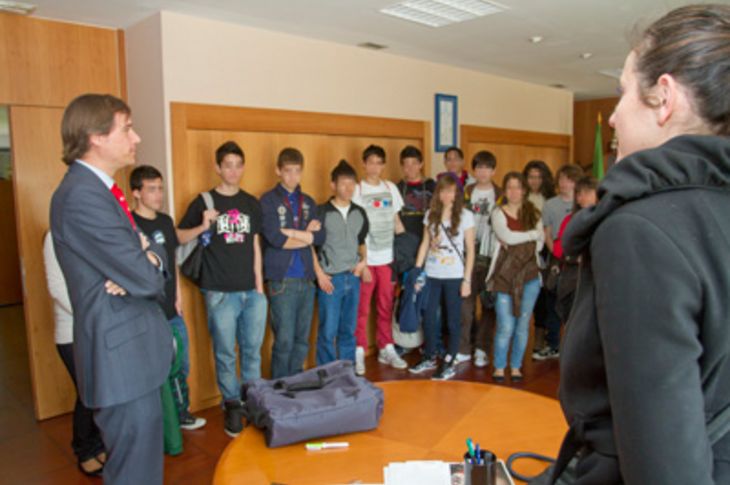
[380,0,506,28]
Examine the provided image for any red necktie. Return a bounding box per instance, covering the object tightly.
[110,183,137,230]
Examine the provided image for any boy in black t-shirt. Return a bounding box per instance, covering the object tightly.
[396,145,436,243]
[177,141,267,438]
[130,165,206,432]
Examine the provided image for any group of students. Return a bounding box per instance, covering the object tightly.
[159,140,600,439]
[45,132,598,456]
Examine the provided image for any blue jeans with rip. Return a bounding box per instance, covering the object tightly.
[316,272,361,365]
[494,278,541,370]
[268,278,316,379]
[203,289,268,402]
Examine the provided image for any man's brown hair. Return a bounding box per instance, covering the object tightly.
[61,94,130,165]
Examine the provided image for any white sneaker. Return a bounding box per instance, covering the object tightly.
[378,343,408,370]
[474,349,489,368]
[454,353,472,365]
[355,346,366,375]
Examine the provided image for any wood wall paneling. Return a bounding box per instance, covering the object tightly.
[1,14,123,419]
[573,97,618,169]
[461,125,572,184]
[172,103,429,411]
[10,107,76,419]
[0,13,121,108]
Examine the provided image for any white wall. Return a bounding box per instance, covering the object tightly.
[125,13,169,206]
[127,10,573,214]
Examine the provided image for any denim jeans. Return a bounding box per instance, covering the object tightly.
[423,278,463,359]
[493,278,541,370]
[316,272,361,365]
[269,278,316,379]
[203,289,268,402]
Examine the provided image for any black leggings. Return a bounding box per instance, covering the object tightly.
[56,343,105,462]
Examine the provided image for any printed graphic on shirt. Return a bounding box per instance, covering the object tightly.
[151,230,166,246]
[402,186,430,216]
[360,190,395,252]
[217,209,251,244]
[427,233,460,268]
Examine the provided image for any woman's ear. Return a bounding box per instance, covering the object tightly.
[653,73,681,126]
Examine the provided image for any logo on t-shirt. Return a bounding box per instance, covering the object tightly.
[151,230,166,246]
[217,209,251,244]
[369,198,392,209]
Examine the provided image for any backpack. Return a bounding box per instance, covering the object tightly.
[176,192,214,285]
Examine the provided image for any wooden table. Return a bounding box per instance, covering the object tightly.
[214,380,567,484]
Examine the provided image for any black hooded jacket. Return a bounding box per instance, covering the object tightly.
[555,135,730,484]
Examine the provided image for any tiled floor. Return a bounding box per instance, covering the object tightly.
[0,304,560,484]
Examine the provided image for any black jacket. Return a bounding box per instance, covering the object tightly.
[556,135,730,484]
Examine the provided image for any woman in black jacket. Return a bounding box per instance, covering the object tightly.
[554,4,730,484]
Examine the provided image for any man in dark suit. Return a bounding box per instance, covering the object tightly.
[50,94,172,484]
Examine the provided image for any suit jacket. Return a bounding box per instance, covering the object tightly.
[50,162,173,408]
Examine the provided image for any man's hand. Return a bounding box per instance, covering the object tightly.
[175,294,183,316]
[105,279,127,296]
[316,272,334,295]
[352,261,367,278]
[361,266,373,284]
[139,232,150,251]
[146,251,161,267]
[202,208,219,230]
[306,219,321,232]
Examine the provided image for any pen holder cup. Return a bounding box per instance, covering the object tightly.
[464,450,497,485]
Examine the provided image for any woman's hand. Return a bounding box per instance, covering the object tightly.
[461,280,471,298]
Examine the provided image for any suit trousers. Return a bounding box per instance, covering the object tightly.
[95,388,164,485]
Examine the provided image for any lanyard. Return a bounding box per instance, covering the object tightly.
[282,192,304,229]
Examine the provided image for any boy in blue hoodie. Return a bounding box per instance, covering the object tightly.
[260,148,325,378]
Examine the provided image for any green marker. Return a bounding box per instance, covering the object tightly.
[466,437,476,459]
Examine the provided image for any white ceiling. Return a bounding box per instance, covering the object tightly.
[26,0,703,99]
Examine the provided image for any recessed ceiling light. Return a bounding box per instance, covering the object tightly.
[358,42,388,50]
[0,1,35,15]
[380,0,507,28]
[529,36,544,44]
[580,53,593,60]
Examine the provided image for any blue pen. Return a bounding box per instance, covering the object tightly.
[475,444,481,464]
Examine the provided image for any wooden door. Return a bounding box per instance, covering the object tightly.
[10,106,76,419]
[0,177,22,305]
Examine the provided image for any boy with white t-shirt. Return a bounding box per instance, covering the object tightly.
[457,151,502,368]
[352,144,408,375]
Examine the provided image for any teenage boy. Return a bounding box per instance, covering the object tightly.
[313,160,369,365]
[396,145,436,239]
[455,151,502,368]
[260,148,324,379]
[178,141,267,438]
[130,165,206,431]
[437,146,474,191]
[352,144,408,375]
[533,163,583,361]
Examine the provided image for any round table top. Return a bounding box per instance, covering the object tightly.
[214,380,567,485]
